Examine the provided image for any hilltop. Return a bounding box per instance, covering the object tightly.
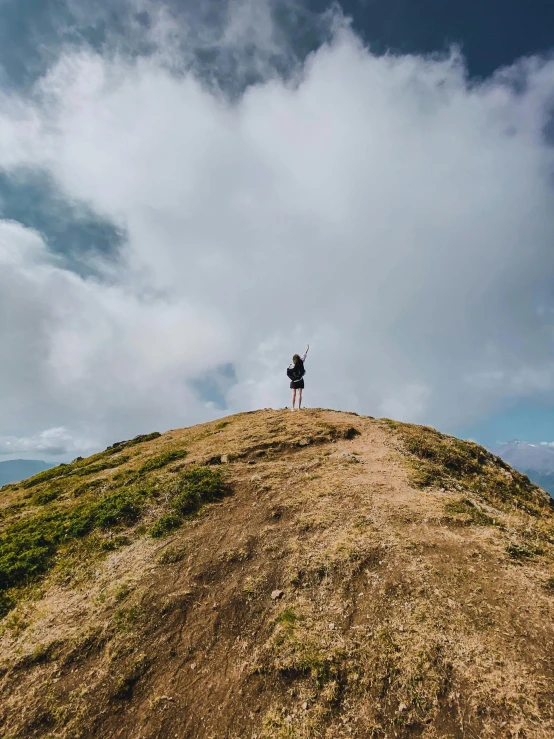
[1,409,554,739]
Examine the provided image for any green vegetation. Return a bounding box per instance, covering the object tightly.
[0,502,25,521]
[0,488,147,591]
[149,466,227,537]
[385,421,548,515]
[0,455,227,618]
[506,542,544,561]
[157,545,187,564]
[136,432,162,444]
[67,489,146,536]
[444,498,497,527]
[21,464,71,489]
[99,535,131,552]
[267,607,341,686]
[0,590,14,619]
[30,488,61,506]
[73,457,131,476]
[138,450,187,474]
[105,432,161,454]
[171,466,225,513]
[22,455,131,490]
[17,433,162,491]
[112,653,149,699]
[150,514,182,538]
[112,605,144,634]
[72,479,104,498]
[276,608,299,632]
[343,426,361,440]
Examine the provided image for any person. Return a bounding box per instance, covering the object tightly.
[288,344,309,410]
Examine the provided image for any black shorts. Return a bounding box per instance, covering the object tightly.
[290,379,305,390]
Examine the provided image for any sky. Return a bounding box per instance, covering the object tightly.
[1,0,554,460]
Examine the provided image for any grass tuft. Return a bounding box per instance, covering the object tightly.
[21,455,132,489]
[157,545,187,564]
[106,432,161,454]
[112,654,149,699]
[0,488,148,596]
[149,466,228,537]
[386,421,549,514]
[506,542,544,561]
[150,514,182,538]
[21,464,71,489]
[30,488,61,506]
[444,498,497,527]
[276,607,299,633]
[138,450,187,474]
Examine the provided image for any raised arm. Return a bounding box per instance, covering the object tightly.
[302,344,310,362]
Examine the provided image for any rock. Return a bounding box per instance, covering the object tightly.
[340,453,359,463]
[302,702,308,710]
[328,623,335,630]
[221,454,229,463]
[271,589,284,600]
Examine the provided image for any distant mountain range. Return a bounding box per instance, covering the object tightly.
[489,440,554,498]
[0,459,53,487]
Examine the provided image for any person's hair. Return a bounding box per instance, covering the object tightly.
[292,354,301,365]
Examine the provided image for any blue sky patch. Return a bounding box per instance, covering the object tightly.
[190,363,238,409]
[0,171,123,273]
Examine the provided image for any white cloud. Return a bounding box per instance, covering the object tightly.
[0,426,95,457]
[0,219,232,454]
[1,2,554,455]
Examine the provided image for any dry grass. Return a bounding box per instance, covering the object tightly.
[1,410,554,738]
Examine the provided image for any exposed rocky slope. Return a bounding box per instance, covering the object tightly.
[1,409,554,739]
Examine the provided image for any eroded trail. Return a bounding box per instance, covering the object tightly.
[1,409,554,739]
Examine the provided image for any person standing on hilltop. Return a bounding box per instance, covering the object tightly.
[287,344,309,411]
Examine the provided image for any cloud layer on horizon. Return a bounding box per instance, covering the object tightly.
[1,0,554,457]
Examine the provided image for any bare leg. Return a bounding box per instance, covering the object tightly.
[298,388,303,409]
[291,388,296,410]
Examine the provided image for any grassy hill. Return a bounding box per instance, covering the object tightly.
[1,409,554,738]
